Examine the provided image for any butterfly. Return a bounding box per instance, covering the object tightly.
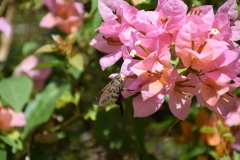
[93,75,124,116]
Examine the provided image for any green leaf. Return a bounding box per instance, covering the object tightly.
[135,2,156,10]
[0,76,33,112]
[223,132,235,143]
[0,135,22,150]
[22,41,38,55]
[84,105,99,121]
[67,66,82,79]
[34,44,58,54]
[170,57,179,67]
[234,151,240,160]
[208,150,220,160]
[0,143,6,160]
[177,68,187,75]
[217,120,228,133]
[68,54,84,71]
[219,156,231,160]
[21,83,70,139]
[200,125,217,134]
[90,0,98,15]
[92,11,102,33]
[32,60,64,69]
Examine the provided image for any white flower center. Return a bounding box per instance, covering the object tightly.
[135,40,141,46]
[210,28,220,36]
[130,50,137,57]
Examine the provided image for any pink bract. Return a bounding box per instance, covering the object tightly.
[0,104,26,129]
[40,0,84,34]
[13,55,52,90]
[90,0,240,120]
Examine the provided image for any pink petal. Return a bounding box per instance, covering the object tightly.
[133,94,164,117]
[73,2,84,15]
[0,17,12,37]
[217,0,238,21]
[9,111,26,127]
[205,93,235,117]
[204,50,239,82]
[232,128,240,151]
[168,90,191,120]
[89,33,122,53]
[40,13,58,28]
[120,59,139,76]
[201,78,229,106]
[141,80,163,101]
[0,111,12,129]
[98,0,125,22]
[42,0,56,12]
[212,13,231,41]
[99,50,122,70]
[231,20,240,41]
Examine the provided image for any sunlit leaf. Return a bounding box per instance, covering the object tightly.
[0,76,32,112]
[21,83,70,139]
[234,151,240,160]
[66,32,78,44]
[223,133,235,143]
[34,44,58,54]
[68,54,84,71]
[220,156,231,160]
[0,135,22,150]
[170,57,179,67]
[217,120,228,133]
[200,126,217,134]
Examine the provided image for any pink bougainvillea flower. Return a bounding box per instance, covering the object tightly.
[155,0,187,39]
[0,17,12,37]
[40,0,84,34]
[203,50,239,83]
[211,13,232,41]
[0,104,26,129]
[90,0,240,120]
[133,91,165,117]
[90,0,138,70]
[226,99,240,126]
[167,72,199,120]
[217,0,238,22]
[231,20,240,41]
[13,55,52,90]
[131,43,172,101]
[201,78,229,107]
[175,21,229,70]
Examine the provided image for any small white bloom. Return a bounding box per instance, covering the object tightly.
[130,50,137,57]
[135,40,141,46]
[185,93,193,100]
[120,74,126,80]
[210,28,220,36]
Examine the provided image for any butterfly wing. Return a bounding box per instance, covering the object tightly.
[93,78,122,107]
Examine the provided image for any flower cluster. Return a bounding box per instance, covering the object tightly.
[90,0,240,120]
[40,0,84,34]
